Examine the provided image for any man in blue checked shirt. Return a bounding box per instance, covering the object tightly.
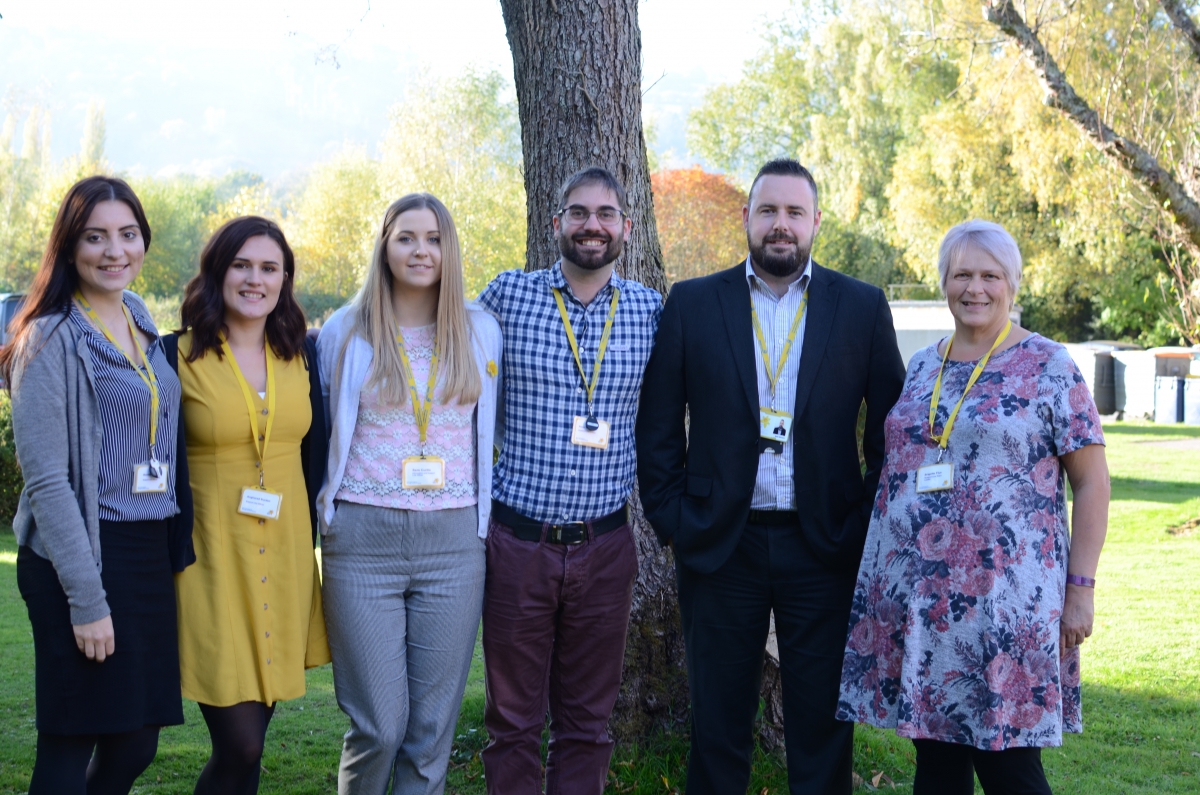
[476,166,662,795]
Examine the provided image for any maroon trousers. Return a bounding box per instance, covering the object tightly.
[481,518,638,795]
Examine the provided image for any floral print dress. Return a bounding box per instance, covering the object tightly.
[836,334,1103,750]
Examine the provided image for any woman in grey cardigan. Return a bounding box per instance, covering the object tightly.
[1,176,194,795]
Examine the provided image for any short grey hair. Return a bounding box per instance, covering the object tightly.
[937,219,1022,302]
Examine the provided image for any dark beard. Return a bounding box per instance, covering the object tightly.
[559,232,623,271]
[748,232,811,278]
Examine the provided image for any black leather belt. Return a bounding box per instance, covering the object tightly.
[492,500,627,545]
[748,509,800,526]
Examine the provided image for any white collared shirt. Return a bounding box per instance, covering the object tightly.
[745,255,812,510]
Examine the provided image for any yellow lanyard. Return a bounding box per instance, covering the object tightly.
[397,332,440,450]
[929,320,1012,451]
[750,290,808,398]
[221,339,276,488]
[74,291,160,457]
[552,285,620,413]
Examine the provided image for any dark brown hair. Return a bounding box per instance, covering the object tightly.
[557,166,628,214]
[178,216,307,362]
[748,158,819,210]
[0,176,152,383]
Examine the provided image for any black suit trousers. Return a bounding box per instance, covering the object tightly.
[677,519,856,795]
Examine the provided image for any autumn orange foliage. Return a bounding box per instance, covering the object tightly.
[651,166,747,283]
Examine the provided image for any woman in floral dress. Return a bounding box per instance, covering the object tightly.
[837,220,1110,794]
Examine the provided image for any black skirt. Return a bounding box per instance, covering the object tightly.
[17,519,184,735]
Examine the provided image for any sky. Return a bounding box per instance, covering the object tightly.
[0,0,795,180]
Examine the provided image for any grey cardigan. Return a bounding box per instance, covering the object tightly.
[11,293,194,625]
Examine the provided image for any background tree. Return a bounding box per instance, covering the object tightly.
[287,147,383,321]
[689,0,1186,345]
[979,0,1200,344]
[497,0,687,741]
[378,69,527,297]
[0,106,59,292]
[651,166,746,282]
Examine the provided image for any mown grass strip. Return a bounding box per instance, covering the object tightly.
[0,420,1196,793]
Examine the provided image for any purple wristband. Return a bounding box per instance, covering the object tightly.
[1066,574,1095,588]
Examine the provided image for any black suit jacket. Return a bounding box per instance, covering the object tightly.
[636,261,905,576]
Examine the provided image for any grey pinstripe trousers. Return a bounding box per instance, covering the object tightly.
[321,501,484,795]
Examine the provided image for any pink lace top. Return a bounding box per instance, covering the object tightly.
[336,324,478,510]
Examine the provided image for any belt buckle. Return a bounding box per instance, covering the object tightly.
[549,521,587,545]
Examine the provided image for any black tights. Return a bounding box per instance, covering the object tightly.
[194,701,275,795]
[913,739,1053,795]
[29,725,160,795]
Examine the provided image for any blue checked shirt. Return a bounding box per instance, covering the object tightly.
[479,262,662,523]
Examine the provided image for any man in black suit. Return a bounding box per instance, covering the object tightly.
[636,159,905,794]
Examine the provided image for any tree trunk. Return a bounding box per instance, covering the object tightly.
[497,0,688,741]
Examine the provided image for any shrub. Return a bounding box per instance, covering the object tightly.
[0,392,23,527]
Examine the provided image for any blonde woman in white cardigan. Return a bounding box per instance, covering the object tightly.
[316,193,502,795]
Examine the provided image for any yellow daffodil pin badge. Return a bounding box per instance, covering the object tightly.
[487,360,498,378]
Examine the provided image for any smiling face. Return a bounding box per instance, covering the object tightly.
[222,235,285,326]
[743,174,821,279]
[553,182,631,271]
[73,200,146,299]
[945,244,1015,335]
[386,208,443,295]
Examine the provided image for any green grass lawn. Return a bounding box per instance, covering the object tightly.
[0,421,1197,793]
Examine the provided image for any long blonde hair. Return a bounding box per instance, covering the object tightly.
[343,193,480,406]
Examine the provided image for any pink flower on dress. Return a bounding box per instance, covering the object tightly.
[848,618,879,656]
[1010,702,1045,730]
[924,710,961,738]
[881,646,904,679]
[962,510,1002,545]
[1001,665,1033,703]
[875,597,904,627]
[1039,531,1057,567]
[1061,649,1081,687]
[1069,381,1092,415]
[1042,680,1061,711]
[1024,650,1056,683]
[926,597,951,632]
[1068,415,1094,442]
[974,394,1001,421]
[987,652,1017,689]
[943,525,982,570]
[917,517,954,561]
[958,566,995,597]
[1031,457,1058,496]
[892,440,929,472]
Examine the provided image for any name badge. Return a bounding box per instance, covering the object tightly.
[132,462,169,494]
[238,487,282,519]
[571,415,610,449]
[916,463,954,492]
[759,408,793,444]
[402,456,446,490]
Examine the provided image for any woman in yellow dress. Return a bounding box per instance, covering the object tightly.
[169,216,330,795]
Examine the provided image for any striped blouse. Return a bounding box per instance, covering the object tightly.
[67,297,181,522]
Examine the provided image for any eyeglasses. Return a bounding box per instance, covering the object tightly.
[558,205,625,226]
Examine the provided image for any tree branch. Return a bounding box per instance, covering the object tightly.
[982,0,1200,251]
[1160,0,1200,65]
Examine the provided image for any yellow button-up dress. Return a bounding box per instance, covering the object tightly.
[175,334,330,707]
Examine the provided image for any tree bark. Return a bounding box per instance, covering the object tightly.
[498,0,688,741]
[1159,0,1200,65]
[982,0,1200,252]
